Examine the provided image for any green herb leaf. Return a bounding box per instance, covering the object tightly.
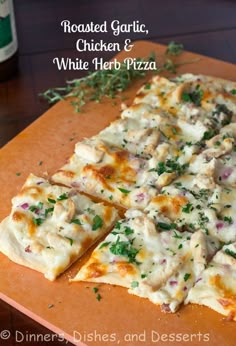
[225,248,236,259]
[32,217,44,226]
[29,205,38,212]
[173,231,183,239]
[70,218,83,225]
[181,86,203,107]
[110,236,140,264]
[165,41,184,56]
[99,241,111,249]
[182,203,193,214]
[65,237,74,246]
[96,293,102,301]
[203,129,216,140]
[124,227,134,236]
[44,207,54,217]
[93,287,99,293]
[231,89,236,95]
[131,281,139,288]
[184,273,191,282]
[48,198,56,204]
[118,187,131,194]
[92,215,103,231]
[153,159,189,176]
[223,216,233,224]
[144,83,151,90]
[38,202,43,210]
[41,53,158,112]
[57,193,68,201]
[157,222,176,231]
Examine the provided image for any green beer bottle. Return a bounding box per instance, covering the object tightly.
[0,0,18,81]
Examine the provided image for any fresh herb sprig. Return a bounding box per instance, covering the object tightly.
[41,53,156,112]
[41,41,198,112]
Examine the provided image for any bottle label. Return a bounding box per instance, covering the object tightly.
[0,0,17,63]
[0,15,13,48]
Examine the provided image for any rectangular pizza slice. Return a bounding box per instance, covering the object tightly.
[0,174,118,280]
[97,102,206,160]
[134,74,236,129]
[51,138,159,209]
[145,172,236,244]
[72,209,220,313]
[185,242,236,321]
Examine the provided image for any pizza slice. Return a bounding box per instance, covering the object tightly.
[72,209,220,313]
[134,74,236,129]
[0,174,118,280]
[51,137,159,209]
[185,242,236,321]
[145,172,236,244]
[97,102,206,159]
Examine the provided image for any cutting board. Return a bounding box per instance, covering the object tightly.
[0,41,236,346]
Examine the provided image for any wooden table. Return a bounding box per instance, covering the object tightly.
[0,1,235,345]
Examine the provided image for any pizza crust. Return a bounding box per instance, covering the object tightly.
[0,174,118,280]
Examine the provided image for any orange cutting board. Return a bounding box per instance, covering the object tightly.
[0,41,236,346]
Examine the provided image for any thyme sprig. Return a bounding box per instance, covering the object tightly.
[41,54,155,112]
[40,41,198,112]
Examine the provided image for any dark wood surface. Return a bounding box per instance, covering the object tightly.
[0,0,235,345]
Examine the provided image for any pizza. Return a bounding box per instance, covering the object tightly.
[0,174,118,280]
[1,72,236,321]
[73,209,220,313]
[186,242,236,321]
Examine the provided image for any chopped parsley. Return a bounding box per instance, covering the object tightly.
[181,85,203,107]
[131,281,139,288]
[144,83,151,90]
[92,215,103,231]
[150,158,188,176]
[70,218,83,225]
[99,241,111,249]
[231,89,236,95]
[110,236,140,264]
[93,287,99,293]
[65,237,74,246]
[223,216,233,224]
[57,193,68,201]
[202,129,216,140]
[184,273,191,282]
[118,187,131,194]
[48,304,54,309]
[182,203,193,214]
[173,231,183,239]
[225,248,236,259]
[32,217,44,226]
[114,221,121,230]
[48,198,56,204]
[96,293,102,301]
[44,207,54,217]
[124,227,134,236]
[213,104,233,126]
[157,222,176,231]
[213,103,233,117]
